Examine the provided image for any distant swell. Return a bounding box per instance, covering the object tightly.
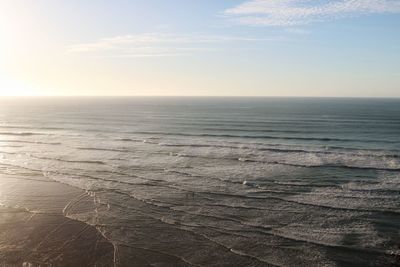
[158,142,400,159]
[174,153,400,171]
[242,159,400,172]
[0,132,47,136]
[28,155,107,165]
[0,140,61,145]
[132,131,397,144]
[76,147,130,152]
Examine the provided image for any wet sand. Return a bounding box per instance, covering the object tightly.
[0,174,114,267]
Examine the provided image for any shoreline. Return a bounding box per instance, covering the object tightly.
[0,174,114,267]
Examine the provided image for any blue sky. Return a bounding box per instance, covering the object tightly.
[0,0,399,96]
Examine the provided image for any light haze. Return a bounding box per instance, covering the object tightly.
[0,0,399,97]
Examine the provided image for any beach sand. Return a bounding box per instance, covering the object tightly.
[0,174,114,267]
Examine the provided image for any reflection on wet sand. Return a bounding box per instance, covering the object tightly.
[0,175,114,267]
[0,206,113,267]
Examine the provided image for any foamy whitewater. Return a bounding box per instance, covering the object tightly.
[0,97,399,266]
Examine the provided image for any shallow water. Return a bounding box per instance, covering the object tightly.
[0,97,399,266]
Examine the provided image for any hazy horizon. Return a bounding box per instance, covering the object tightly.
[2,94,400,99]
[2,95,400,99]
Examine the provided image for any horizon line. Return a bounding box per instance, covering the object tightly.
[1,95,399,99]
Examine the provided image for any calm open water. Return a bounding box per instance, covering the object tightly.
[0,97,399,266]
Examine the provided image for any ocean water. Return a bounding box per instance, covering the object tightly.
[0,97,399,266]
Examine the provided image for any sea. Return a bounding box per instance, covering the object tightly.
[0,97,399,266]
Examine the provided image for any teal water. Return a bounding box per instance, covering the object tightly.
[0,97,399,266]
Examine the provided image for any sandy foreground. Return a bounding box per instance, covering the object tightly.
[0,174,114,267]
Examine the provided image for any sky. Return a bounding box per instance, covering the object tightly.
[0,0,399,97]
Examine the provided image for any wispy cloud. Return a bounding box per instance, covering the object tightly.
[68,33,276,57]
[225,0,400,26]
